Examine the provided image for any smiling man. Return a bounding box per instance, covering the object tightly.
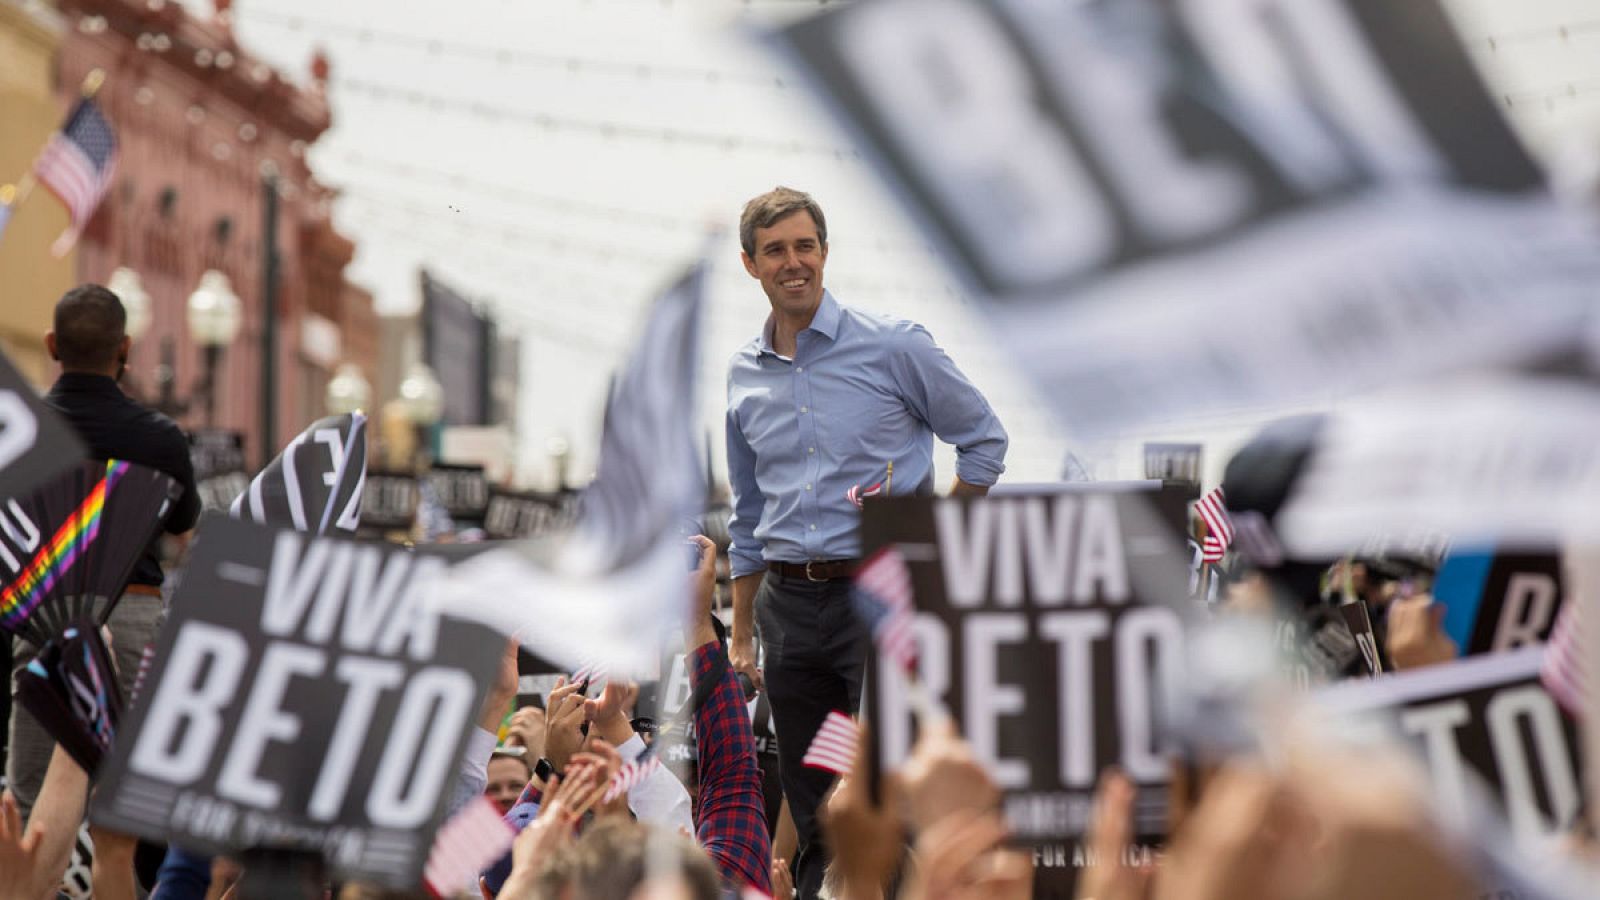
[724,186,1008,899]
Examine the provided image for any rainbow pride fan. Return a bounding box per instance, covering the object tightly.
[0,460,180,646]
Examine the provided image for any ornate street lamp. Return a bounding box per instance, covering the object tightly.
[107,267,152,341]
[325,363,372,416]
[397,362,444,467]
[183,270,243,426]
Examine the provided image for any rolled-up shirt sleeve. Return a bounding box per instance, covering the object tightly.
[889,324,1008,486]
[725,399,767,579]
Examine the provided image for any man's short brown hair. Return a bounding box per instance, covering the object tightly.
[739,186,827,257]
[53,284,127,370]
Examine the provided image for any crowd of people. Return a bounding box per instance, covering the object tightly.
[0,186,1592,900]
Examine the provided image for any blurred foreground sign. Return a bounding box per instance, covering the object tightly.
[770,0,1599,434]
[862,486,1191,899]
[92,516,500,888]
[1316,647,1582,847]
[0,349,84,500]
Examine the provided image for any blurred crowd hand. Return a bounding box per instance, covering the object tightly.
[1074,769,1154,900]
[586,680,640,747]
[504,706,548,760]
[1218,572,1276,618]
[898,719,1000,832]
[901,812,1031,900]
[0,791,50,900]
[687,535,719,650]
[481,638,521,732]
[771,858,795,900]
[820,723,904,900]
[544,677,590,771]
[497,768,592,900]
[1385,594,1458,671]
[1150,745,1478,900]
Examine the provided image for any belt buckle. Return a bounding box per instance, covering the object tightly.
[804,560,827,582]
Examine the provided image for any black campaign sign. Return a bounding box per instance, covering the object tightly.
[360,472,418,532]
[427,464,489,523]
[189,429,249,512]
[482,488,578,540]
[862,489,1191,899]
[1316,648,1581,846]
[91,516,501,887]
[0,350,84,501]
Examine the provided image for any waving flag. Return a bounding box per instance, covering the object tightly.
[602,755,662,803]
[852,546,917,673]
[845,481,883,509]
[35,98,117,256]
[1541,603,1583,716]
[1196,487,1233,563]
[802,711,858,775]
[422,796,515,898]
[231,413,367,536]
[425,260,708,677]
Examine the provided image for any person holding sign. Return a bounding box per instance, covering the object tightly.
[724,187,1008,899]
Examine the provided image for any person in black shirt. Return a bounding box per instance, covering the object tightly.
[7,284,201,819]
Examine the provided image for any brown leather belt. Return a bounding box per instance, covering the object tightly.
[768,559,860,582]
[124,584,163,597]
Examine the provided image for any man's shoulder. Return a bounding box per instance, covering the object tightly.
[727,335,765,371]
[837,304,926,346]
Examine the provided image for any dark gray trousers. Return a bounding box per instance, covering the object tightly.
[756,571,868,900]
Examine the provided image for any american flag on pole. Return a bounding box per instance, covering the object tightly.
[1541,602,1584,716]
[422,796,515,898]
[602,754,661,803]
[852,546,917,672]
[1195,486,1234,563]
[845,481,883,509]
[802,711,857,774]
[34,98,117,257]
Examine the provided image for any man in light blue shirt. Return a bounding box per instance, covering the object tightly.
[725,186,1007,898]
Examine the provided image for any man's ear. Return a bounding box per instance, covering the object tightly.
[119,335,131,360]
[45,332,58,361]
[740,251,759,279]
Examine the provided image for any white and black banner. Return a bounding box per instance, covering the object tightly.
[231,414,368,536]
[189,429,249,513]
[862,486,1192,899]
[426,464,490,524]
[90,515,502,887]
[769,0,1600,435]
[0,349,84,500]
[1315,647,1582,847]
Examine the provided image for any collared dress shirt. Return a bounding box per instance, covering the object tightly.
[726,292,1008,578]
[44,373,201,586]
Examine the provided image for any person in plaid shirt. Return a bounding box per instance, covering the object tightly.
[486,536,771,899]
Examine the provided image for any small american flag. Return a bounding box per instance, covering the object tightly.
[422,796,515,898]
[571,659,608,690]
[1541,603,1583,715]
[1195,487,1233,563]
[852,546,917,672]
[802,711,857,775]
[602,754,661,803]
[34,98,117,256]
[845,481,884,509]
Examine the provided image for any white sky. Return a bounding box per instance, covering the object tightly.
[177,0,1600,489]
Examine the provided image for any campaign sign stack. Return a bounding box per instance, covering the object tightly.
[861,485,1192,898]
[90,515,502,887]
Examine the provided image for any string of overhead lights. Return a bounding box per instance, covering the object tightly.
[1480,19,1600,51]
[1498,78,1600,110]
[232,8,791,90]
[331,76,862,160]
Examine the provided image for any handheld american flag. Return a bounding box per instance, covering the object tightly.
[801,711,858,775]
[845,481,883,509]
[422,796,515,898]
[852,546,917,673]
[1195,487,1234,563]
[1541,602,1583,716]
[602,754,662,803]
[35,98,117,257]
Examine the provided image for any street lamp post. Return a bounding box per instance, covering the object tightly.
[325,363,373,416]
[186,270,243,427]
[397,362,444,469]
